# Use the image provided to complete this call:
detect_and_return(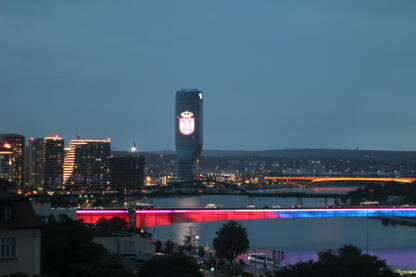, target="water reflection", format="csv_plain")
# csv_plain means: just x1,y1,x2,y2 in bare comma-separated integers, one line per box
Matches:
141,195,416,269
